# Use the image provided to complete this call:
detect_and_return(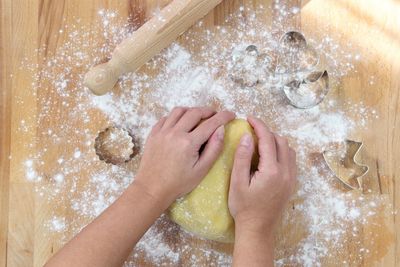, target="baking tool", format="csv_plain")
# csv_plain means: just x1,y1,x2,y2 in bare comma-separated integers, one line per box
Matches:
95,126,139,164
323,140,369,190
280,31,307,49
230,44,279,87
277,31,329,108
283,70,329,109
277,31,319,74
84,0,222,95
230,45,263,87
